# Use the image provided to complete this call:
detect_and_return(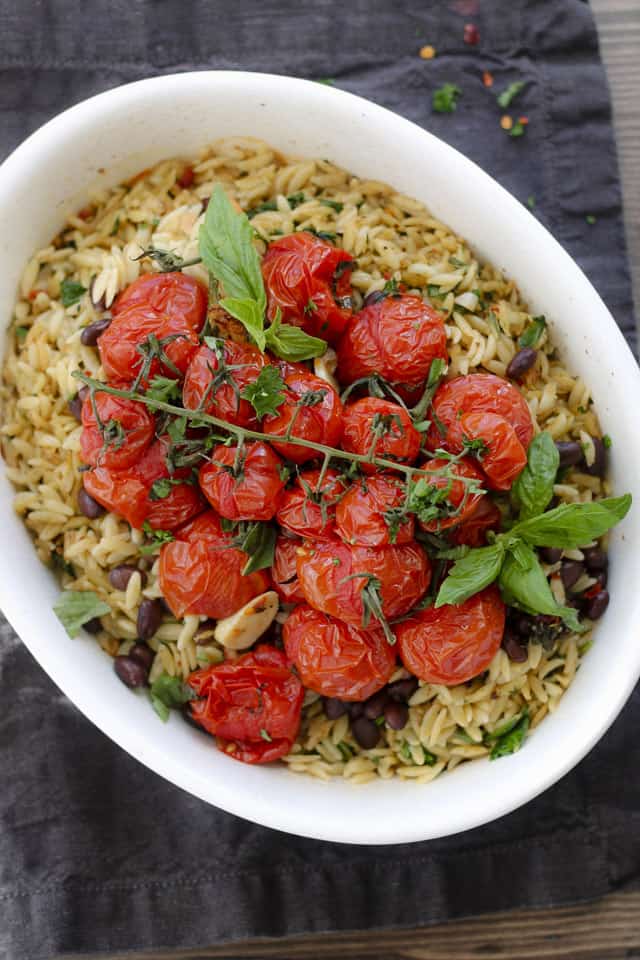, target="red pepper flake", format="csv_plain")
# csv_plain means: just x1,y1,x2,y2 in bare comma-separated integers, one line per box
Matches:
27,289,42,301
482,71,494,88
177,165,195,189
77,206,94,221
583,584,601,600
518,116,529,125
463,23,480,45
